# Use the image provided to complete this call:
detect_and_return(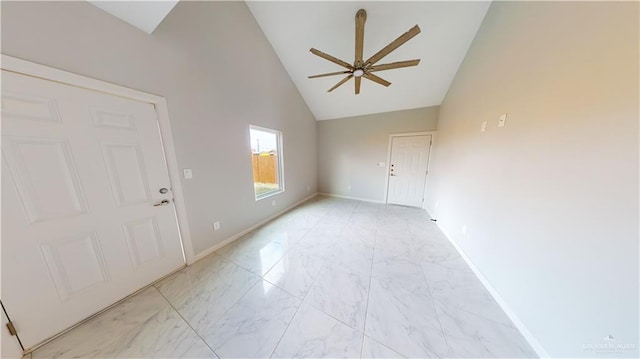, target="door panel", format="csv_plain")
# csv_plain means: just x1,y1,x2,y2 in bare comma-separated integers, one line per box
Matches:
39,232,110,301
1,91,62,124
101,143,152,206
122,217,165,268
1,70,185,349
387,135,431,207
2,137,88,223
